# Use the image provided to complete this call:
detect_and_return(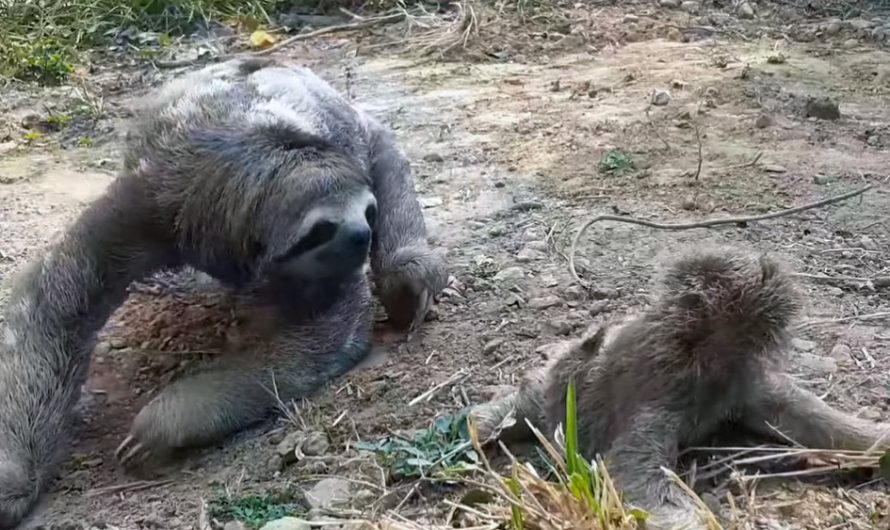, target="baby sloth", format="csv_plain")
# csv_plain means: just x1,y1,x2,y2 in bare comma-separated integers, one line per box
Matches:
470,246,890,529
